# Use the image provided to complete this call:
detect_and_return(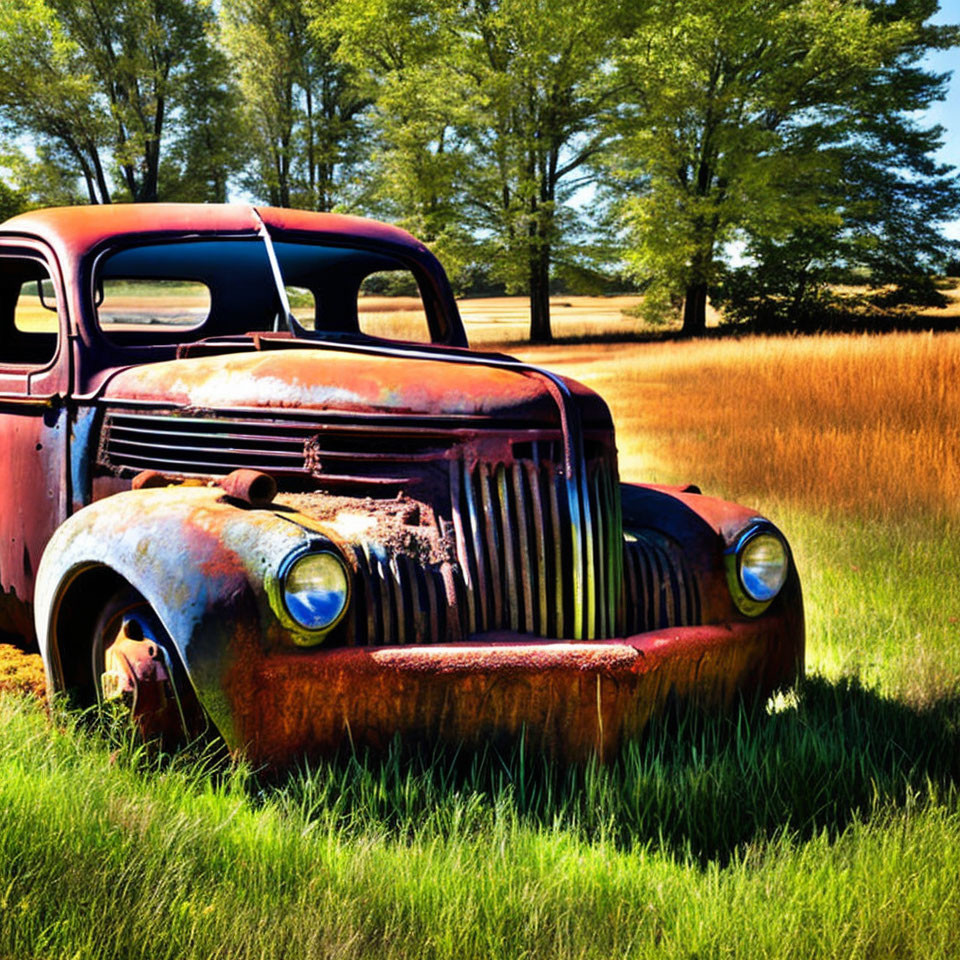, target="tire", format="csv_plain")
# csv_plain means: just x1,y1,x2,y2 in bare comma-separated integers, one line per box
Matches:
91,587,206,748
